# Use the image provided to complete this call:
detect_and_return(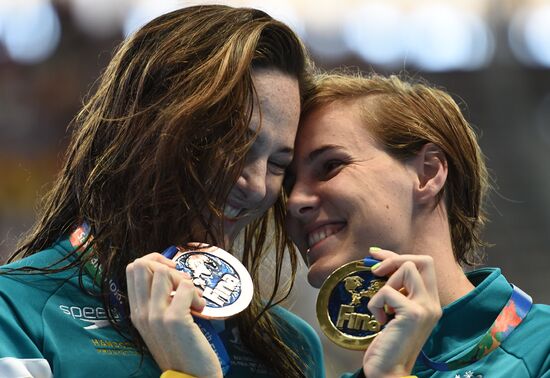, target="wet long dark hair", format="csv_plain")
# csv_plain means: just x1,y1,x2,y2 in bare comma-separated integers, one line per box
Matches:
10,5,311,377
